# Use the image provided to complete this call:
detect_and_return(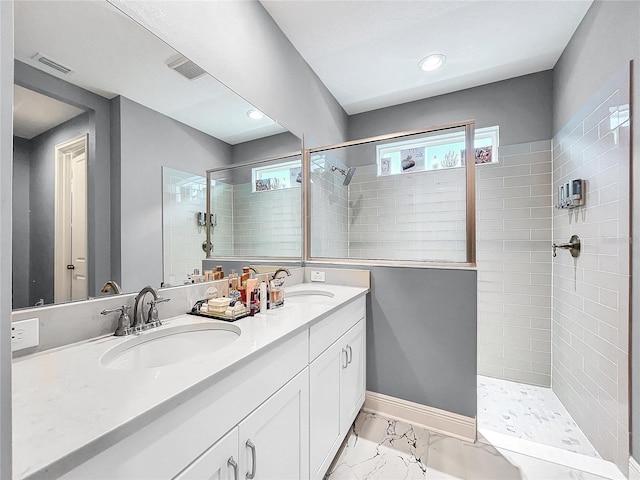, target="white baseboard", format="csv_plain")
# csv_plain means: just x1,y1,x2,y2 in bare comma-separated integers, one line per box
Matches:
629,456,640,480
363,391,476,443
